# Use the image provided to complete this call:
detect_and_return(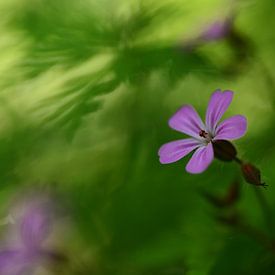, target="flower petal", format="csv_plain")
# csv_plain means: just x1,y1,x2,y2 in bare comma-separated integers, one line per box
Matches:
20,201,52,249
214,115,247,140
186,143,214,174
205,90,233,133
0,249,29,274
201,20,232,41
0,249,20,268
158,138,201,164
168,105,205,138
